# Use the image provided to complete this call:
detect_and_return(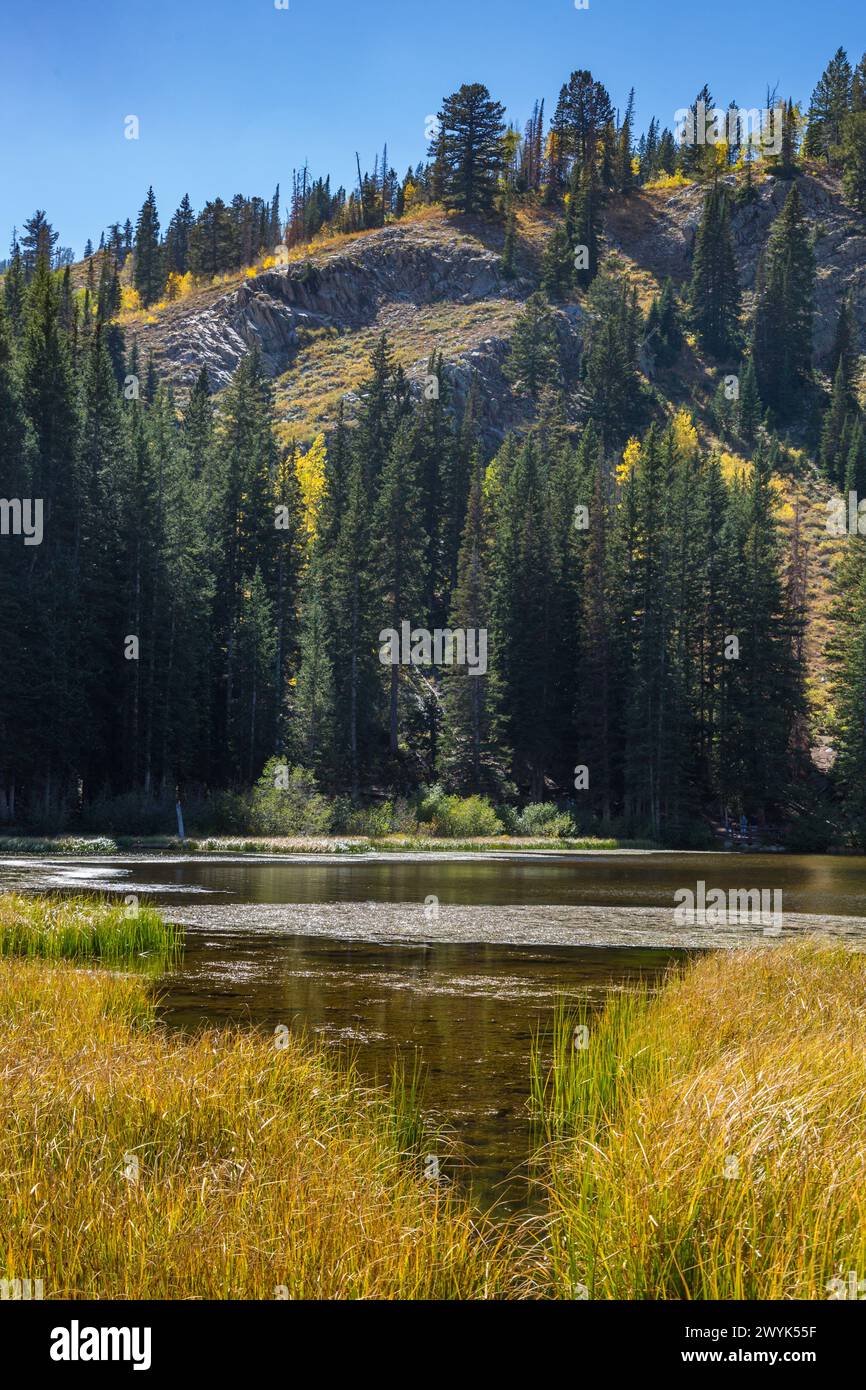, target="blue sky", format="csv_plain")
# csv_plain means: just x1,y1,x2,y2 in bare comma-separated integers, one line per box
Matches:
1,0,863,257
